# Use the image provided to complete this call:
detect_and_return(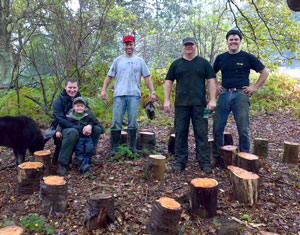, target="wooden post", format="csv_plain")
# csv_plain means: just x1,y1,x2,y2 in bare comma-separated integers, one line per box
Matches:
236,152,260,174
17,162,44,195
190,178,218,218
40,176,68,214
146,155,166,181
84,193,115,231
137,131,156,151
224,132,233,146
168,133,175,155
34,150,51,175
208,138,214,161
148,197,182,235
253,138,268,159
220,145,238,168
120,131,128,145
227,165,259,205
0,226,24,235
283,141,299,164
